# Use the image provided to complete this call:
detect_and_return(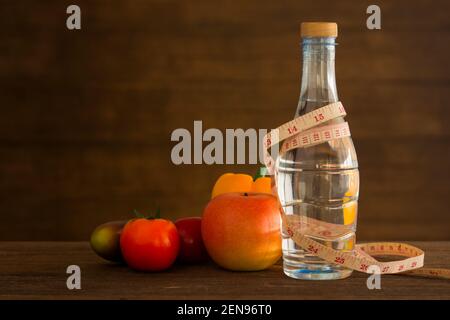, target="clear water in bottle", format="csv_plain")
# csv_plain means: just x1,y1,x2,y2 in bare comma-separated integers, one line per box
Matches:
275,24,359,280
